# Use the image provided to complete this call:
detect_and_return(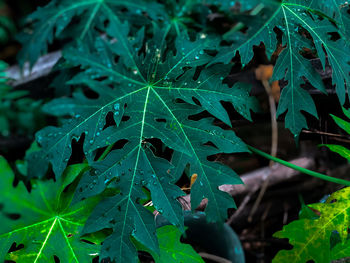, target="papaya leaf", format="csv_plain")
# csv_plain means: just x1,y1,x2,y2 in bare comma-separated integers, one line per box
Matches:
273,187,350,263
29,19,258,262
135,225,204,263
211,0,350,136
0,157,100,262
17,0,163,66
297,0,350,39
